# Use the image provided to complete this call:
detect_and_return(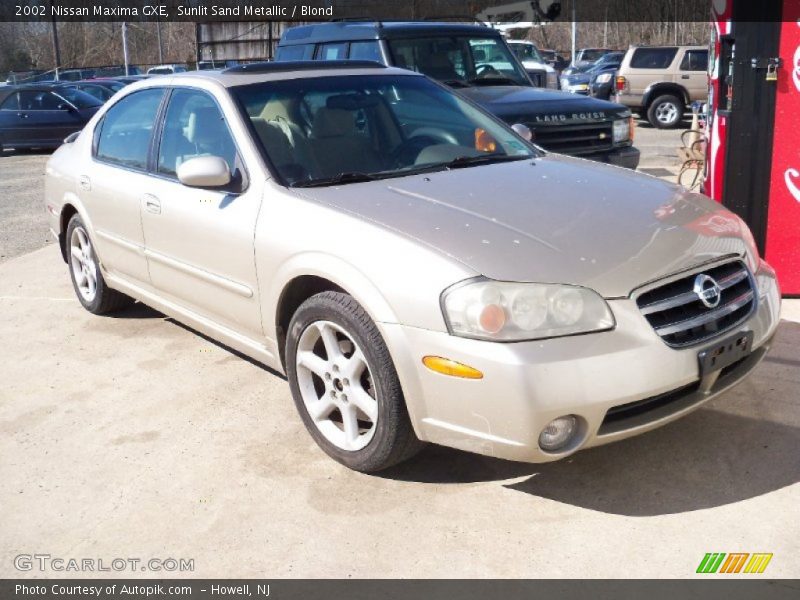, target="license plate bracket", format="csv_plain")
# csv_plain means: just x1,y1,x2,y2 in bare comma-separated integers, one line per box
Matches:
698,331,754,378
